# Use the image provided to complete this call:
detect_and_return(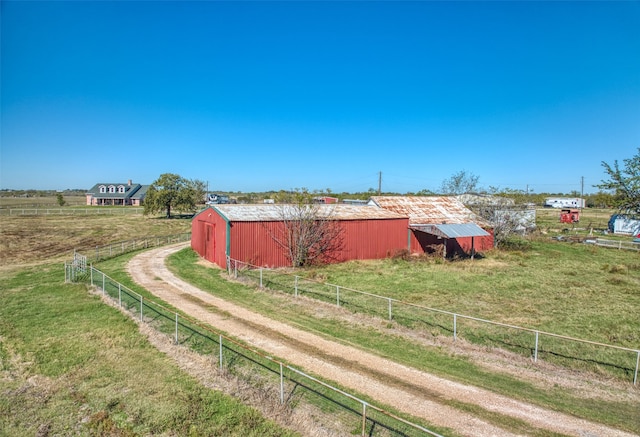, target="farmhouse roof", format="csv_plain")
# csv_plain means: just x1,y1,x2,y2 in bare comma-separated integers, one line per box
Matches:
368,196,490,227
206,204,408,222
86,182,148,200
